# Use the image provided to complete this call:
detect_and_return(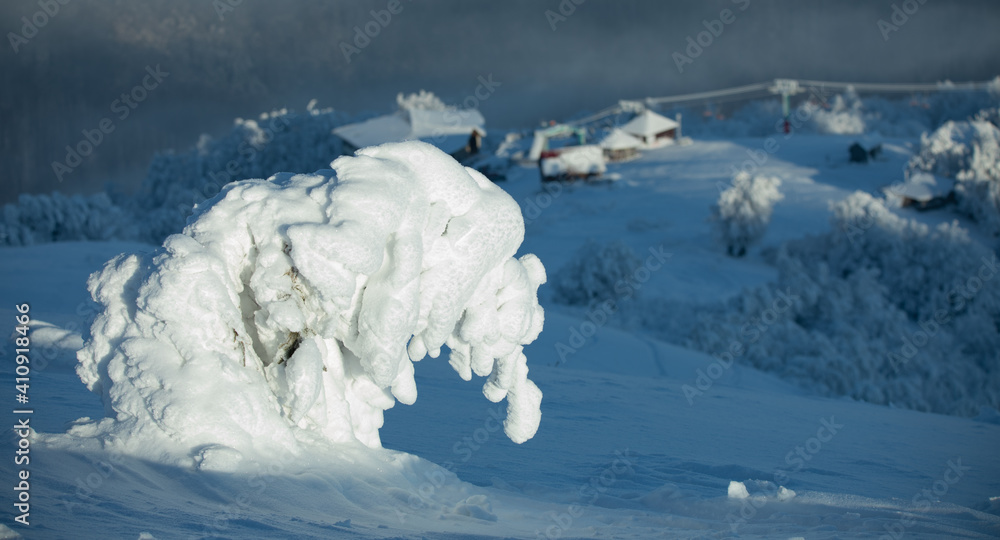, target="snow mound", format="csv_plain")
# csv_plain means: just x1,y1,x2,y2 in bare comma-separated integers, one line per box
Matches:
71,141,546,466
